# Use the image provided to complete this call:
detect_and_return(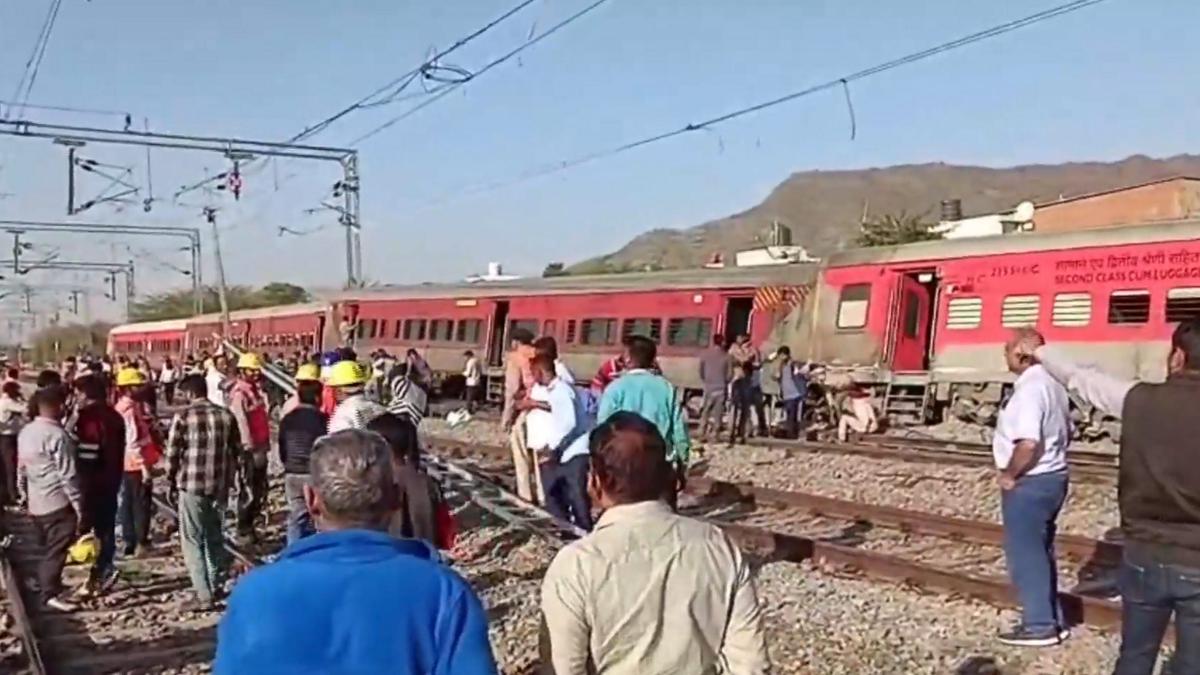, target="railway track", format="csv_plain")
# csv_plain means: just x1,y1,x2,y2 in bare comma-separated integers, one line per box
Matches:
747,434,1119,482
0,496,258,675
424,435,1125,631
